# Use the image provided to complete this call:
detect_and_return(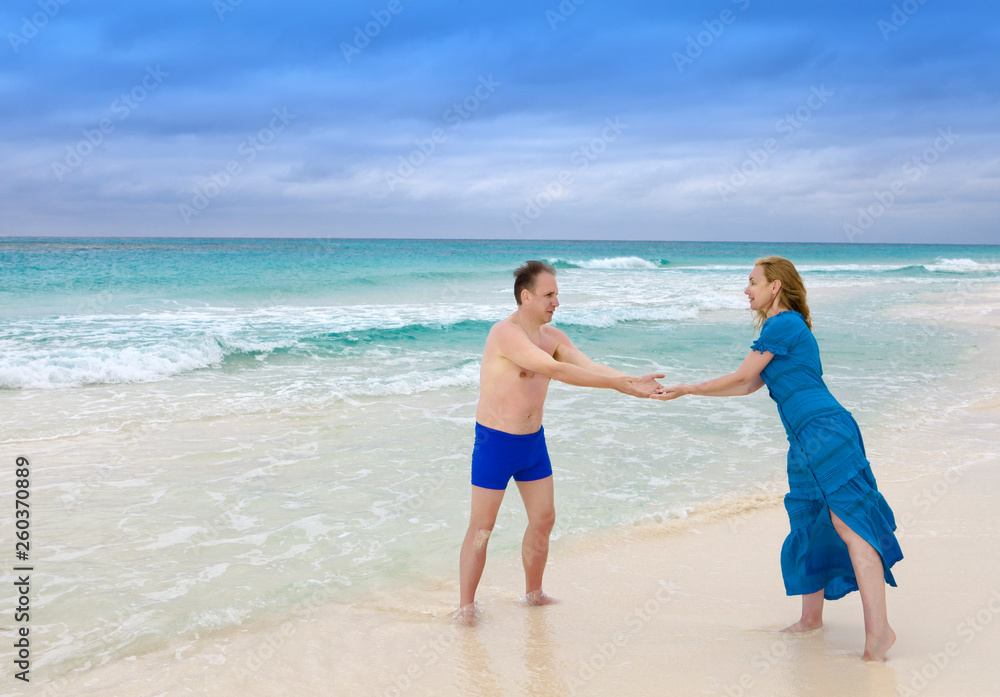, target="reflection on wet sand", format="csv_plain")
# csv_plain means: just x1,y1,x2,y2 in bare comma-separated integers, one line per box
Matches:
715,625,899,696
456,625,503,697
523,610,570,697
453,605,572,697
